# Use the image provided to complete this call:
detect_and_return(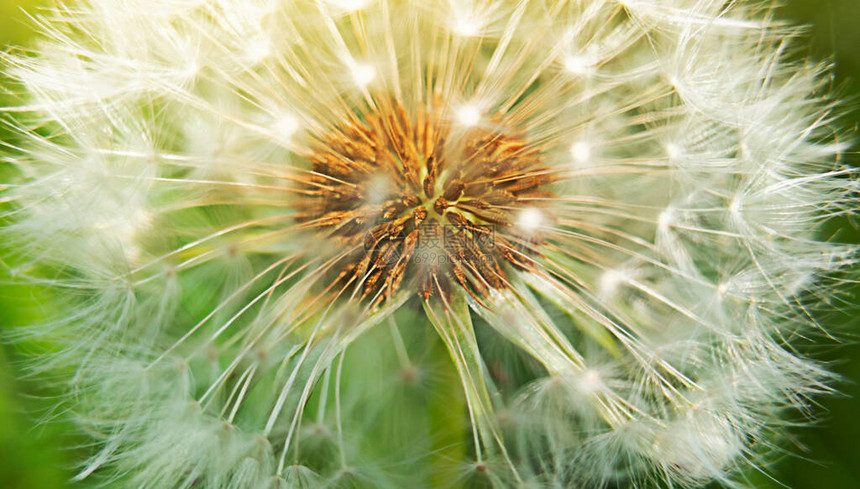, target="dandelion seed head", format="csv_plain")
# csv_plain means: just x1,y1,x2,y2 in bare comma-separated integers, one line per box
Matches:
1,0,856,487
295,98,551,303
